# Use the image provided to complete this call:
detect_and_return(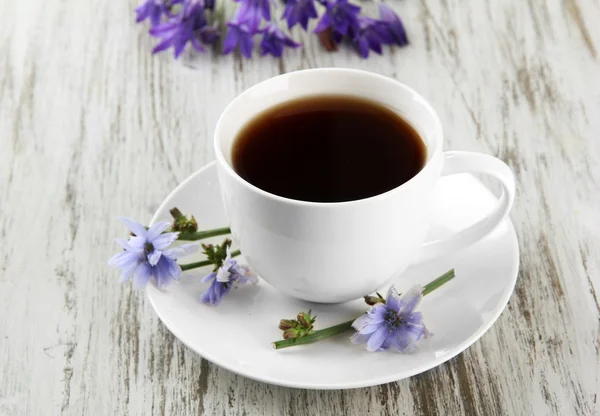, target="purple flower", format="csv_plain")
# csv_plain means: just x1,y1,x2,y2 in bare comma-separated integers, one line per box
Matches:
378,3,408,46
223,21,255,58
149,0,210,58
135,0,168,26
199,22,220,44
351,285,429,352
351,16,393,58
109,218,198,290
199,272,232,305
260,23,300,57
282,0,318,30
235,0,271,32
314,0,361,36
199,248,257,305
